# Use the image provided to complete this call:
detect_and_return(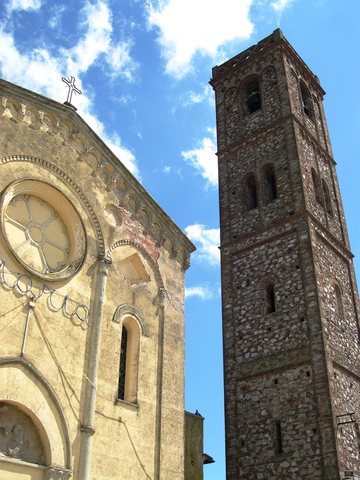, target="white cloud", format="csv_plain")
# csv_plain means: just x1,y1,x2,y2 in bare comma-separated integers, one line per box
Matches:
64,1,134,80
182,128,217,187
182,85,213,107
65,1,113,74
7,0,42,12
105,41,136,81
185,285,213,300
0,0,138,176
163,165,172,174
270,0,294,11
185,224,220,266
48,5,66,29
146,0,254,78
